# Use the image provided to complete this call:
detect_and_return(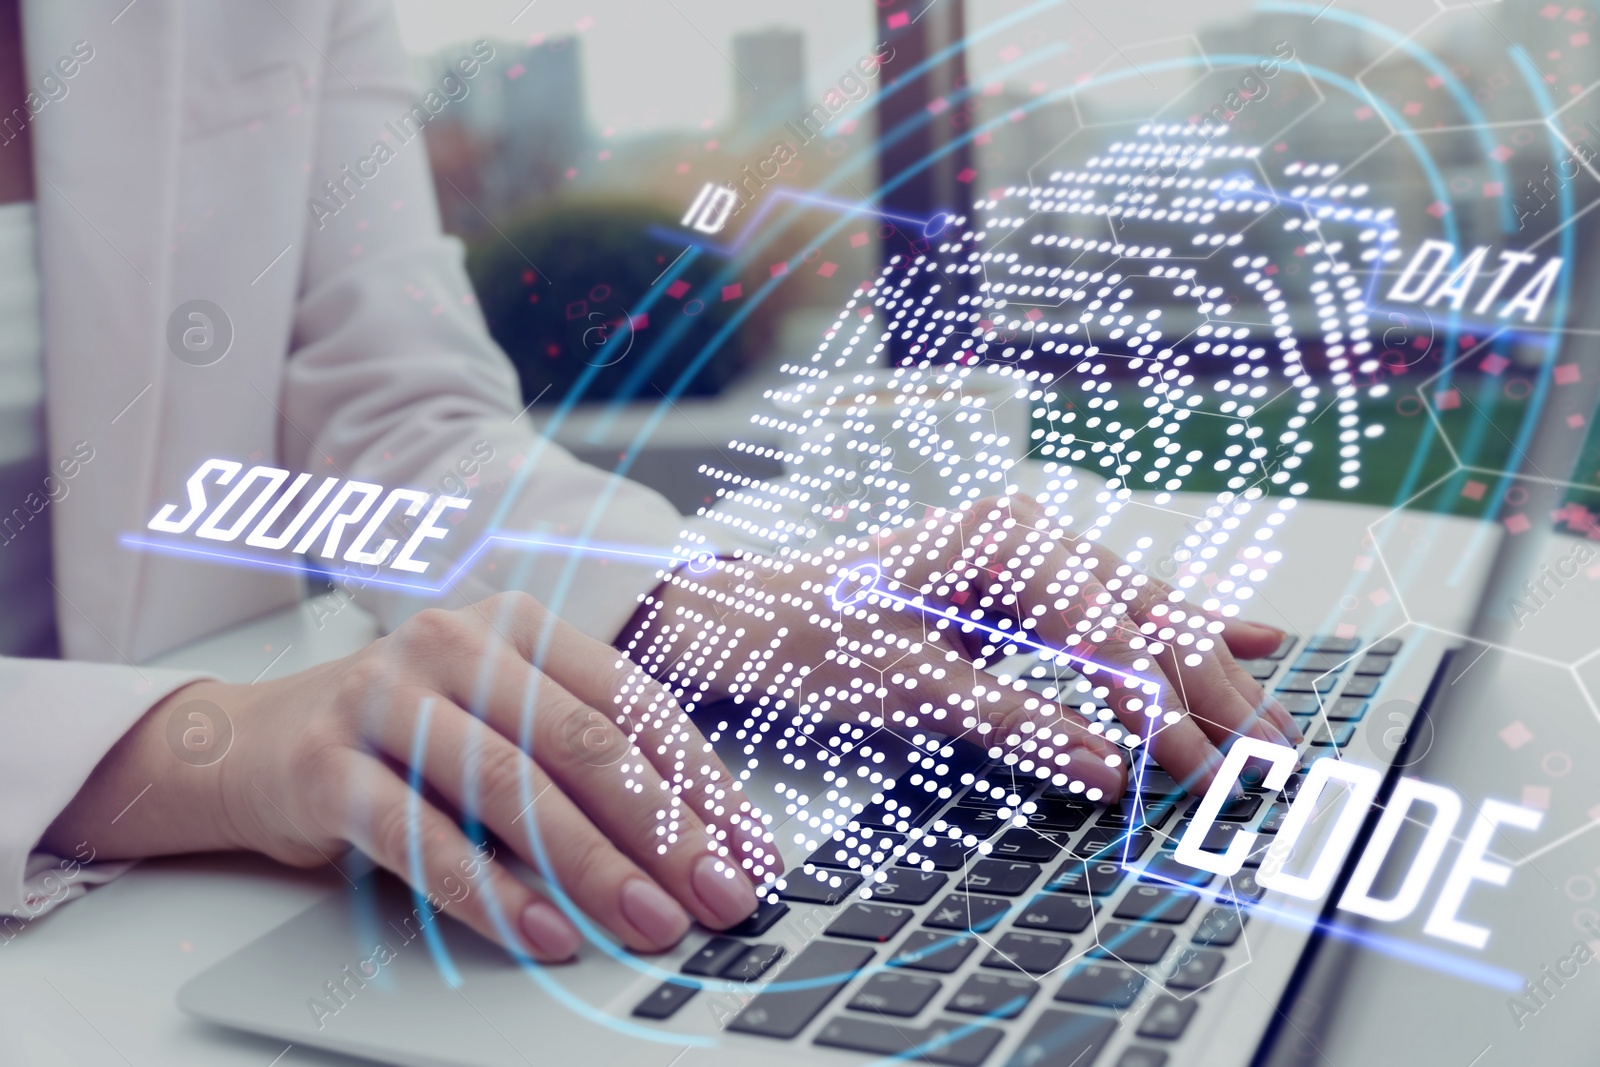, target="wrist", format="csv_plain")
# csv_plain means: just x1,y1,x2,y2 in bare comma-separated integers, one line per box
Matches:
43,678,248,859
